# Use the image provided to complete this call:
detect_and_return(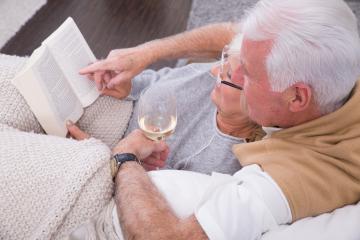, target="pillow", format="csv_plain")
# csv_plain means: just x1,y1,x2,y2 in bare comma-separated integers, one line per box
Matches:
0,53,133,147
0,127,113,240
78,96,133,148
262,201,360,240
